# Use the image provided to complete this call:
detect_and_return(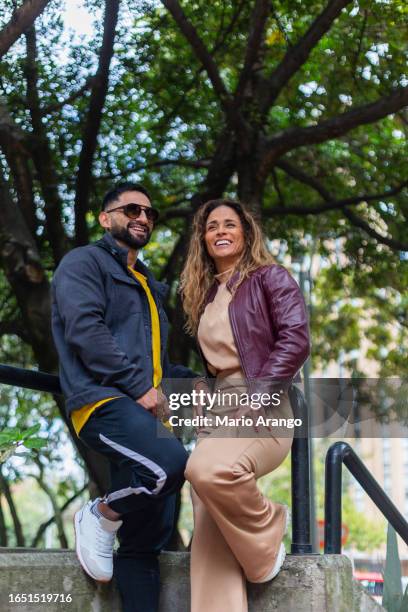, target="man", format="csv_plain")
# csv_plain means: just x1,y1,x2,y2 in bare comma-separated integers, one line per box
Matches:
51,182,196,612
